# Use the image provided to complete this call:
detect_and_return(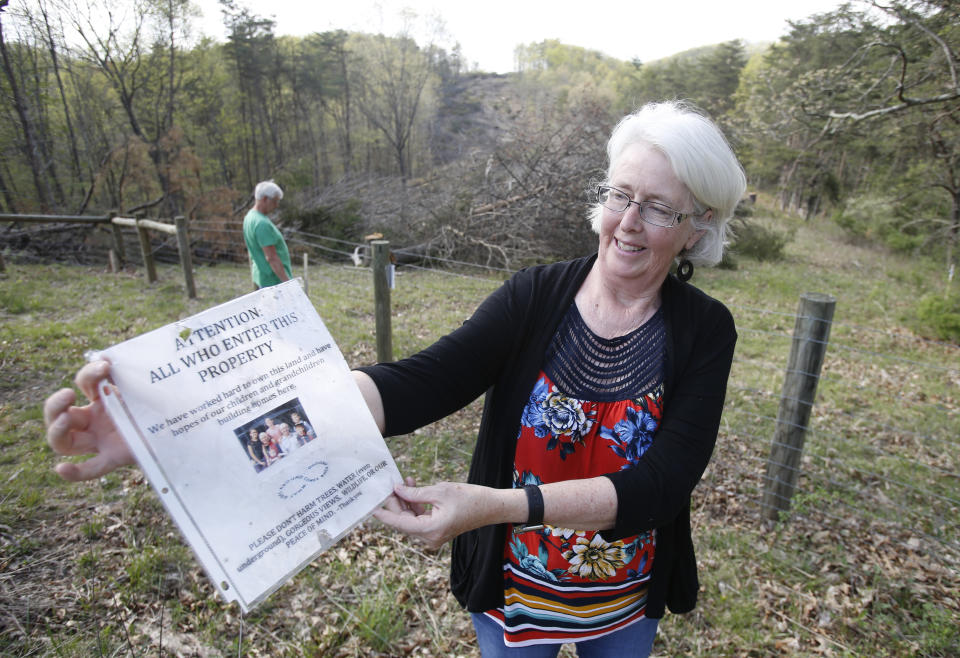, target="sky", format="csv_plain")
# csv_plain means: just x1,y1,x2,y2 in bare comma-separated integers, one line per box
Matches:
192,0,850,72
